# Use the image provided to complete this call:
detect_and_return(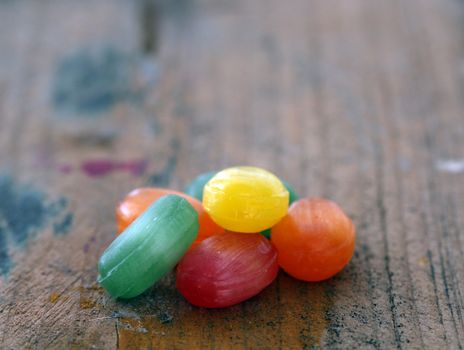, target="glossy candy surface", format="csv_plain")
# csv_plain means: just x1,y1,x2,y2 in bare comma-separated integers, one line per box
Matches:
184,171,216,201
261,179,299,239
203,167,289,233
116,187,224,250
176,232,278,308
98,195,199,299
271,198,355,281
